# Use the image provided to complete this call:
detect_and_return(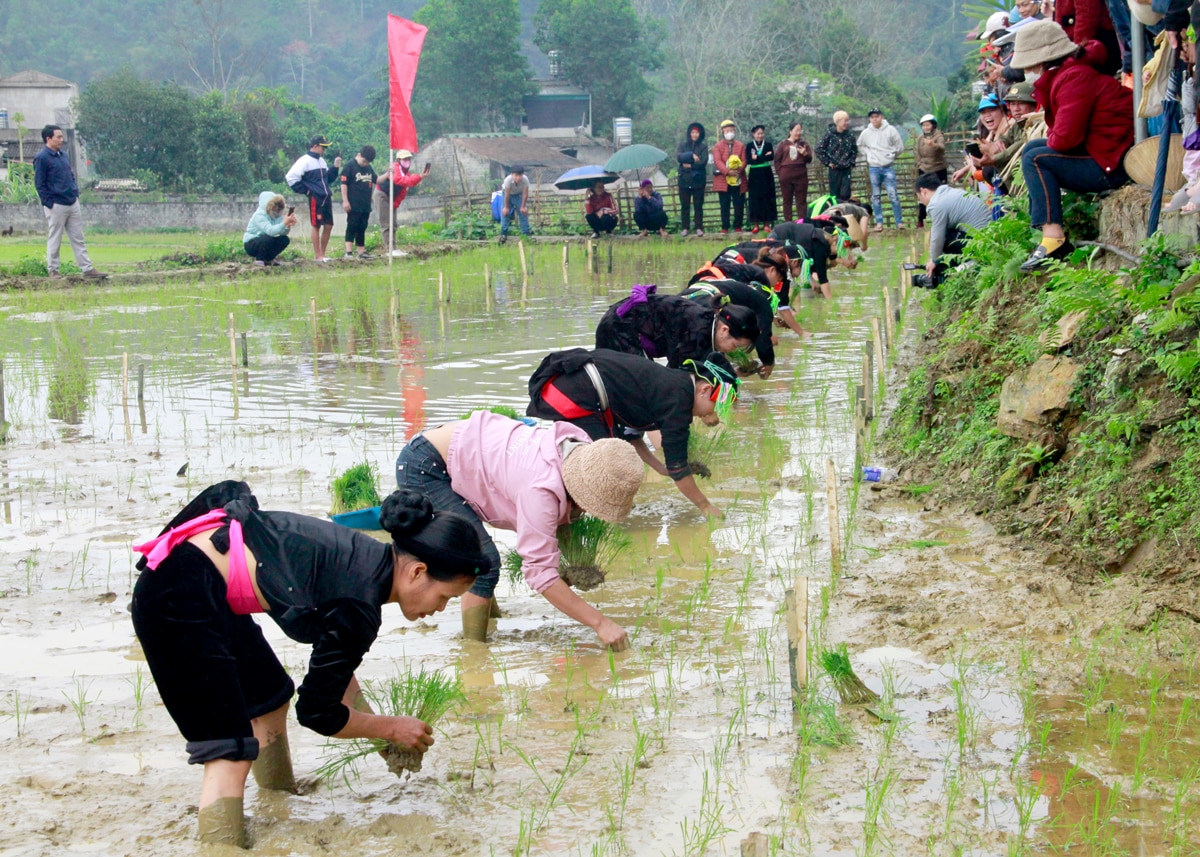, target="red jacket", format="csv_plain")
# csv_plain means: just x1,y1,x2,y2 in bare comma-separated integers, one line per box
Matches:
377,163,424,209
1036,41,1133,173
711,139,747,194
1054,0,1114,44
